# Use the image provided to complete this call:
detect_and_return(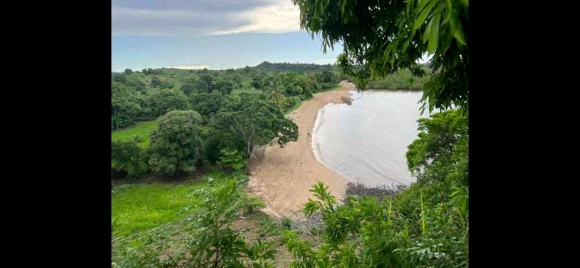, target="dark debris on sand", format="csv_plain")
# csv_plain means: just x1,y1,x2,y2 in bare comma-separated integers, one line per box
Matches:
345,182,408,201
